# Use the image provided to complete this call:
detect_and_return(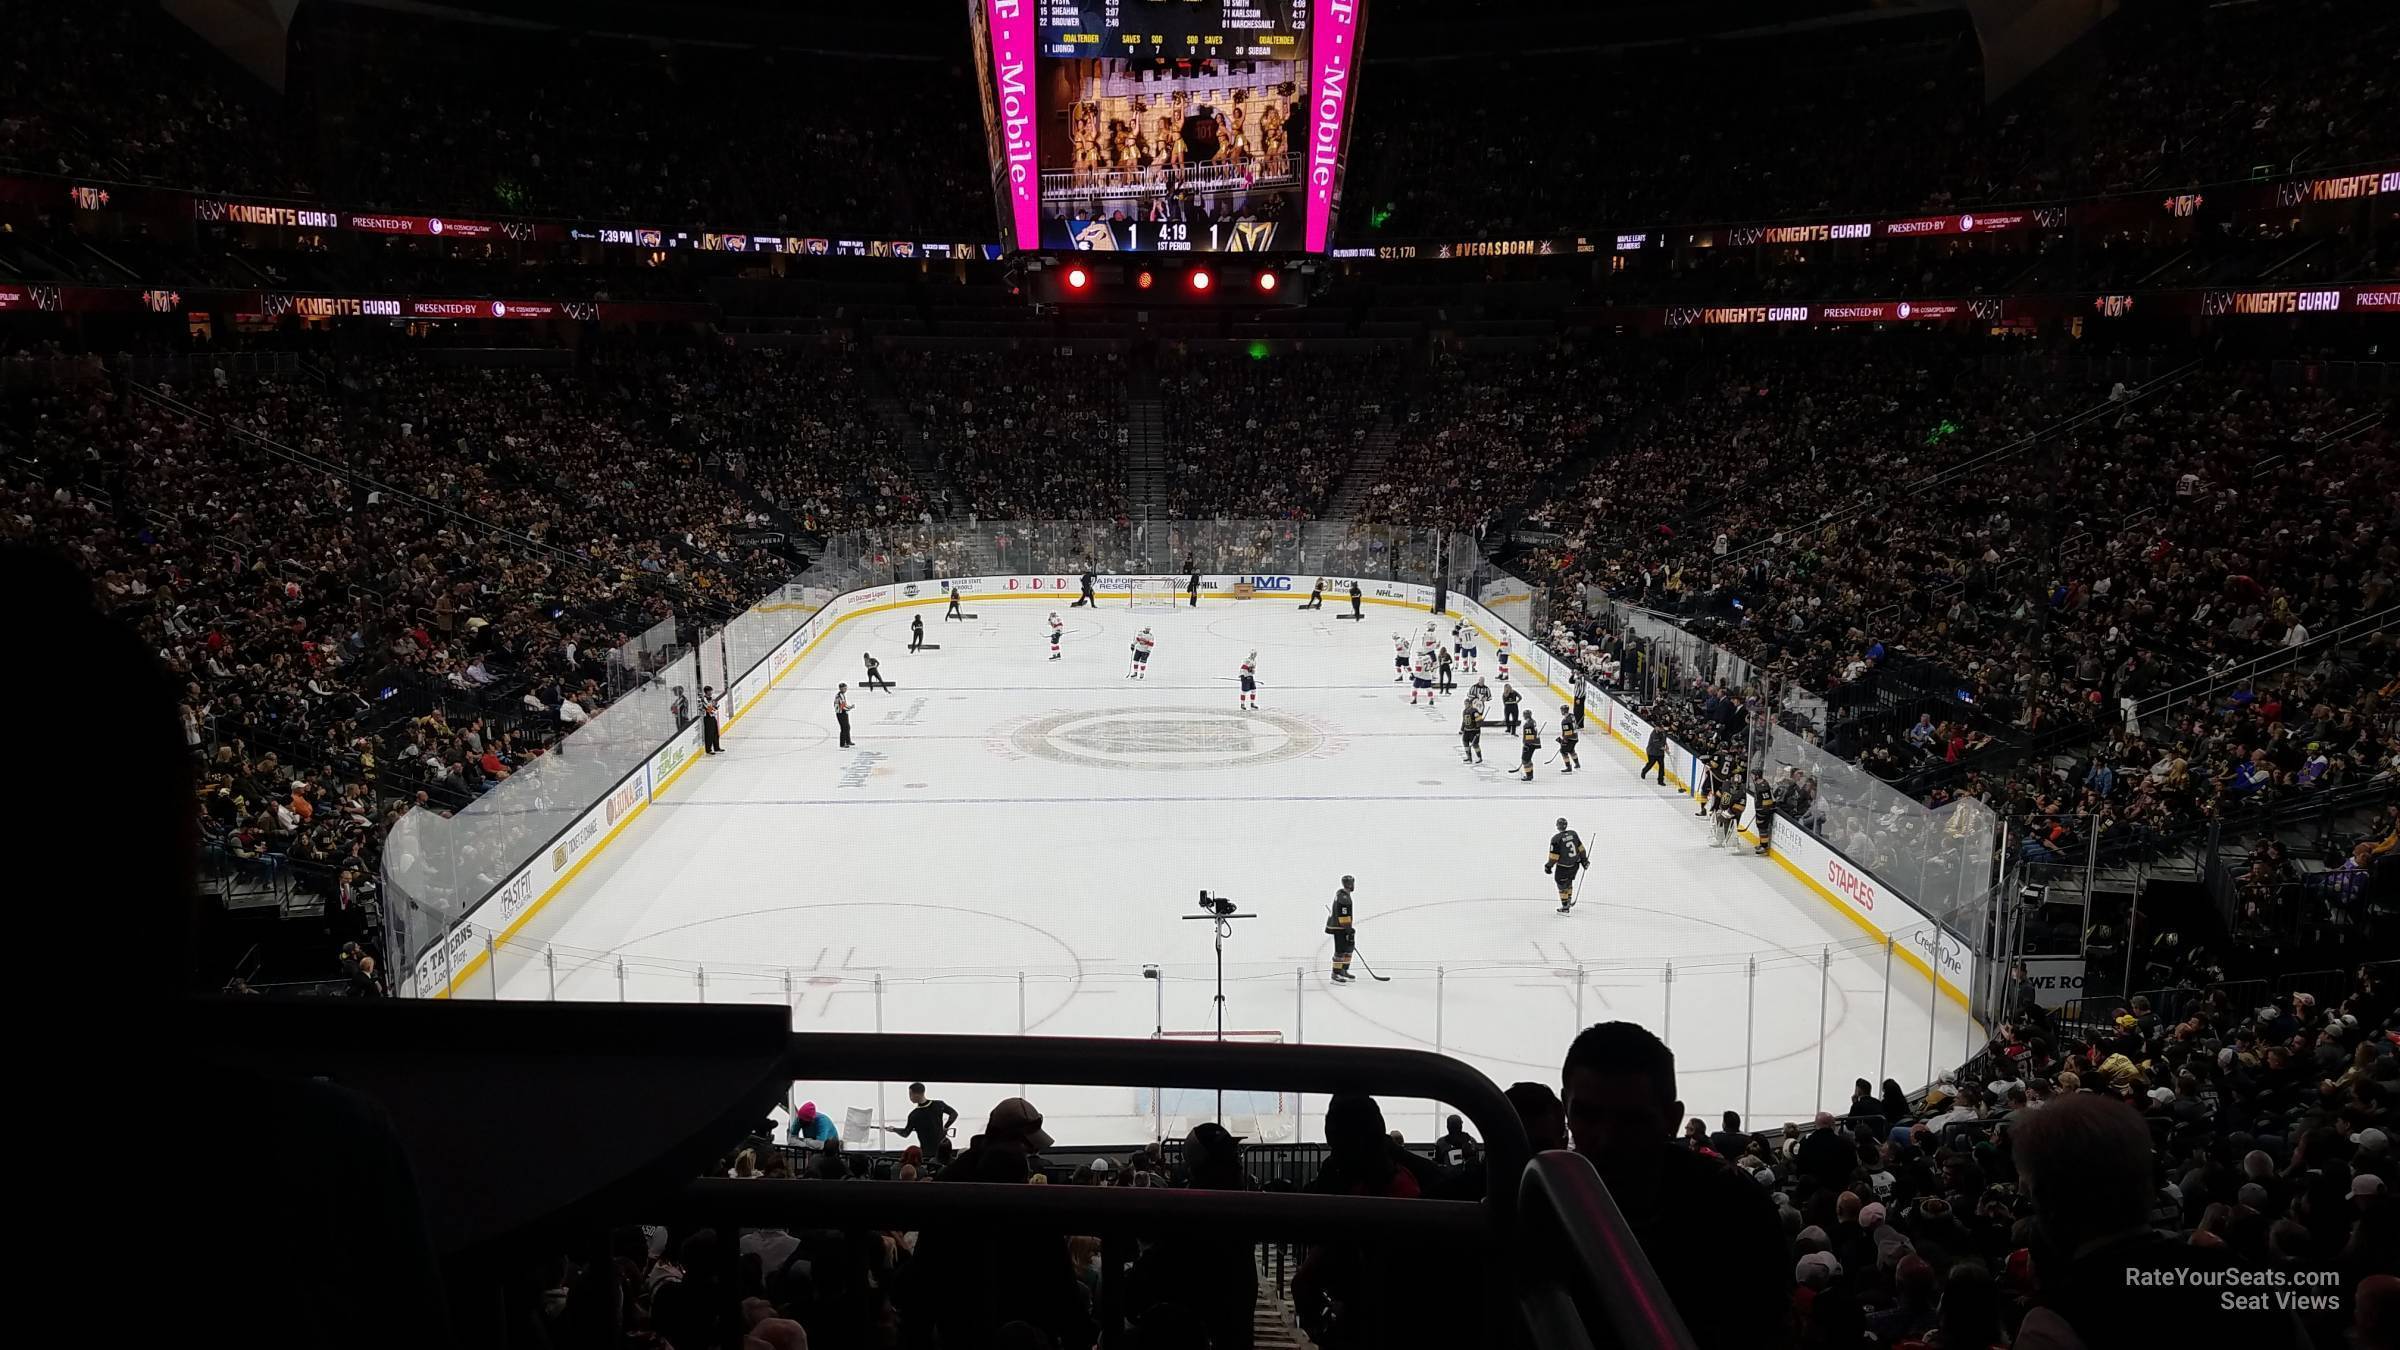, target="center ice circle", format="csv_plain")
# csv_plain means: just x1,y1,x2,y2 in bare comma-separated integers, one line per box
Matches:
1010,705,1327,772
